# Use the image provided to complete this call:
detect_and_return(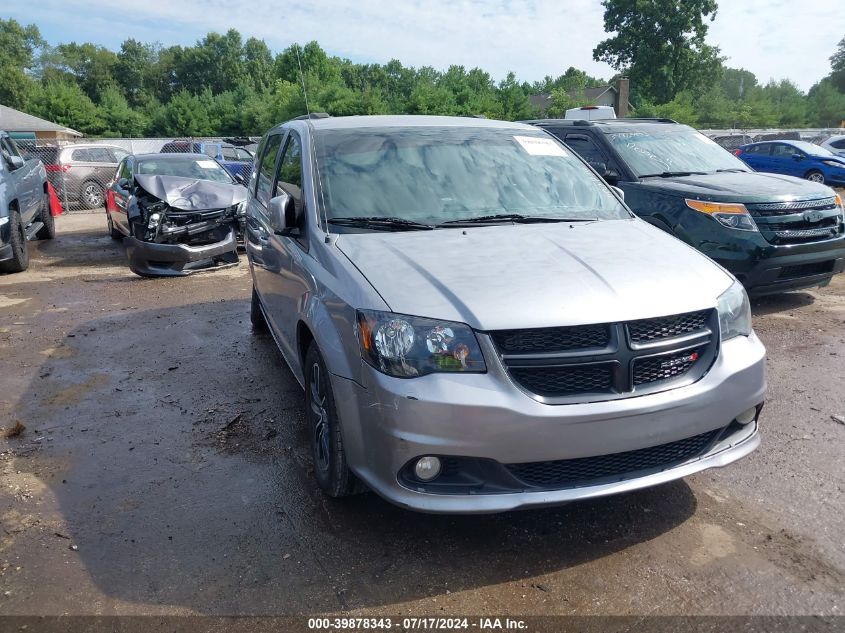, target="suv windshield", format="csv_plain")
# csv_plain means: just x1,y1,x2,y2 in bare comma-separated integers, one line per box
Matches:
314,126,629,226
607,128,749,177
136,157,234,183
